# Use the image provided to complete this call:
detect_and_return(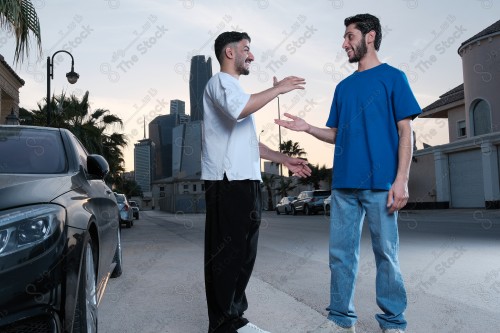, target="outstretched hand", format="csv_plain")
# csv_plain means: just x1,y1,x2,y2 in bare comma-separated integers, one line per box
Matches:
274,113,310,132
284,157,311,178
273,76,306,94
